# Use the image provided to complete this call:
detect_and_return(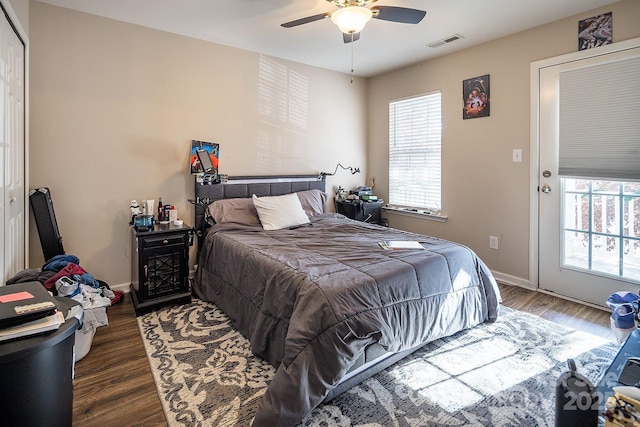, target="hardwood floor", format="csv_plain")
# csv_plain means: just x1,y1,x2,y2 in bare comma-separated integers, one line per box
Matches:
72,293,167,427
498,284,613,340
71,284,615,425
